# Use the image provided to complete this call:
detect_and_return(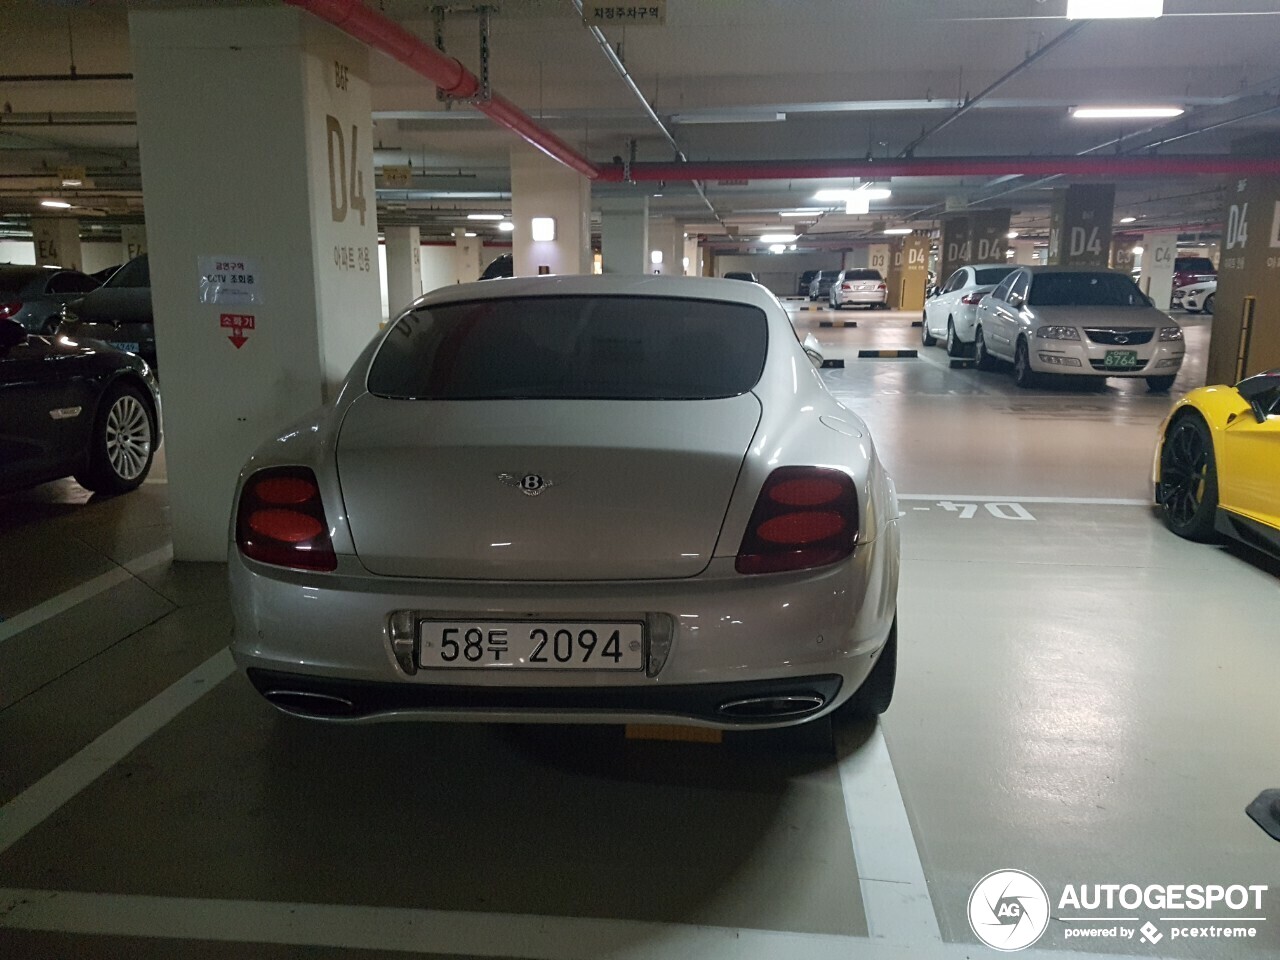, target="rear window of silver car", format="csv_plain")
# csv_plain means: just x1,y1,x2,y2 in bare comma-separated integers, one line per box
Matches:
368,295,769,401
1029,273,1149,307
